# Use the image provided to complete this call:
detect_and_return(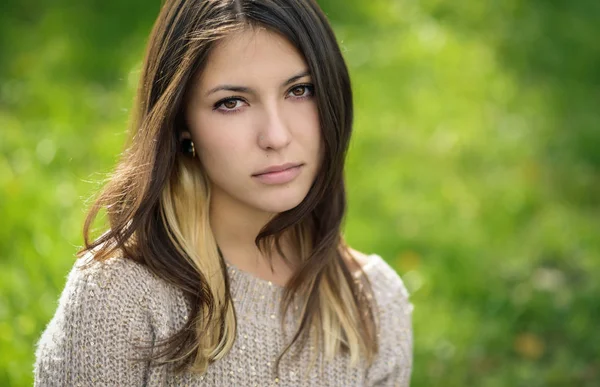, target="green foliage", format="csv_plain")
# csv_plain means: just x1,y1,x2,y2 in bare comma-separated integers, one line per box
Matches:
1,0,598,385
